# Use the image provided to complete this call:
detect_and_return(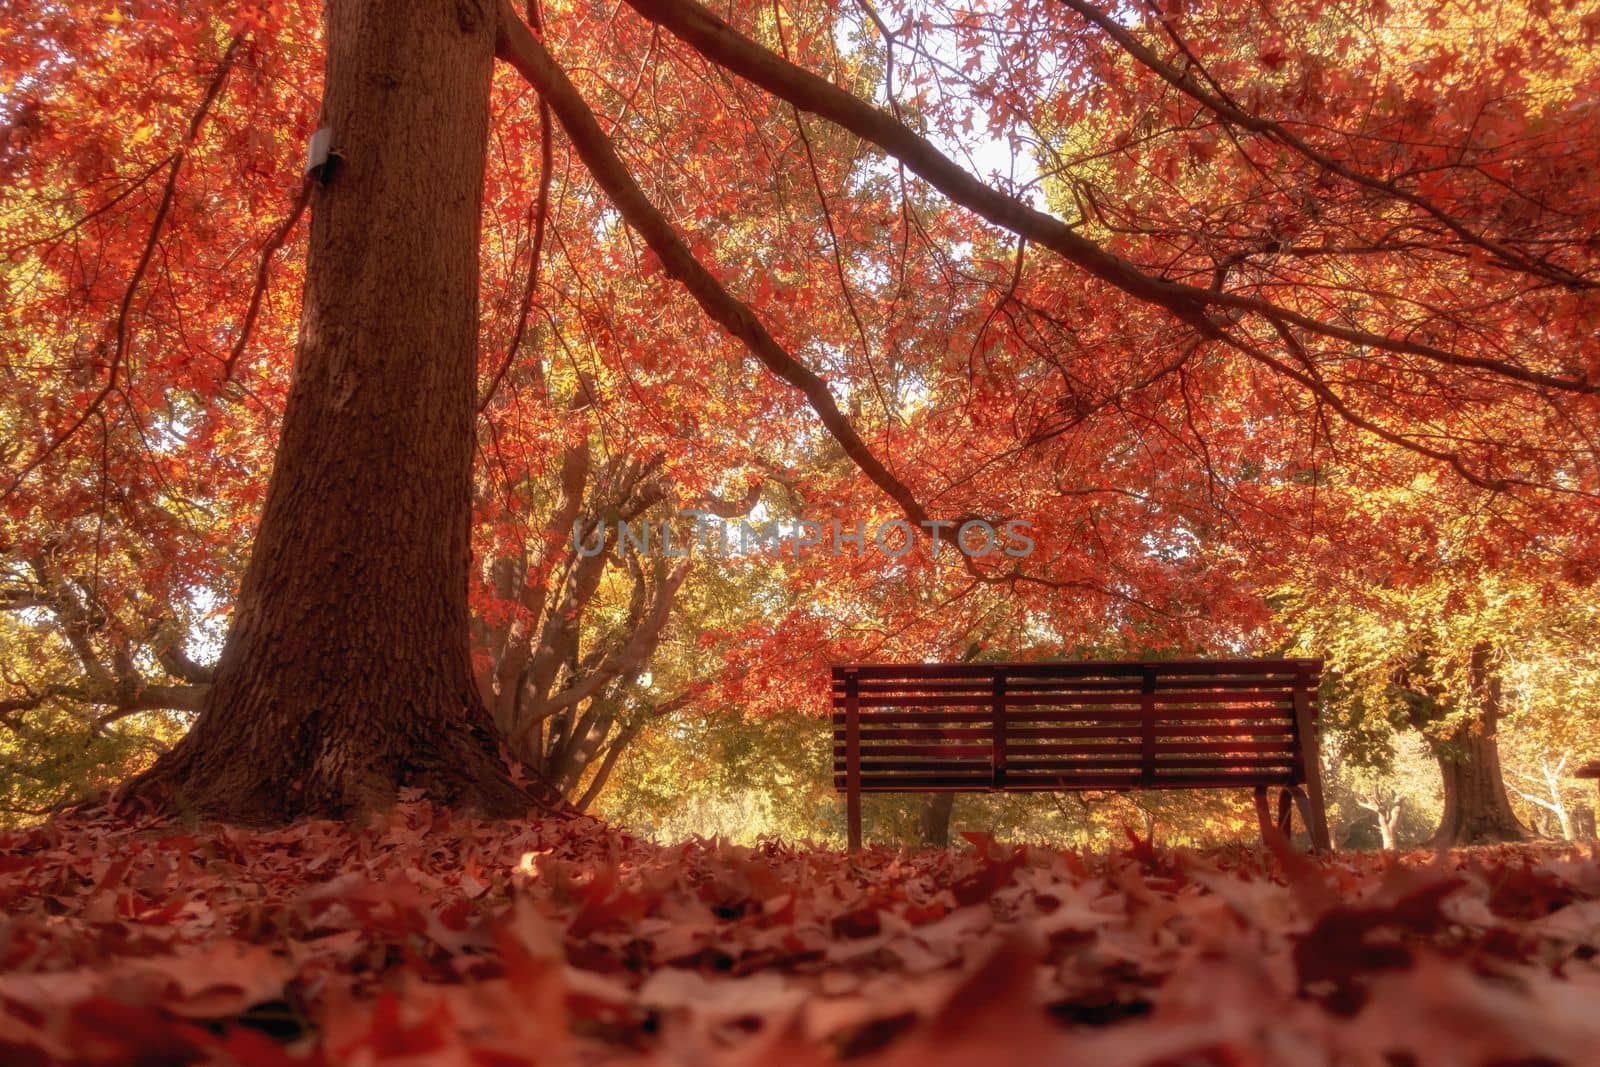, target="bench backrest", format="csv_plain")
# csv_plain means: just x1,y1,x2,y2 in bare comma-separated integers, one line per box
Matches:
831,659,1322,793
